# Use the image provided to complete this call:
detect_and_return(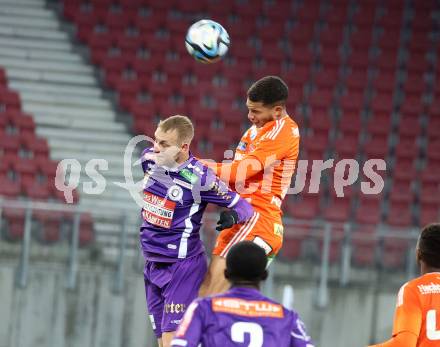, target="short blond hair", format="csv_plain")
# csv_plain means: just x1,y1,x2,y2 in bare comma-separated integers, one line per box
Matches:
158,115,194,144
